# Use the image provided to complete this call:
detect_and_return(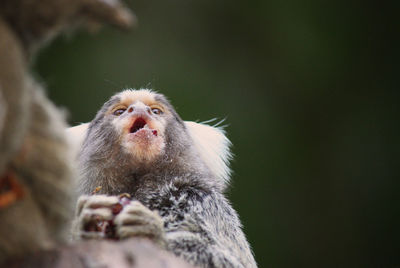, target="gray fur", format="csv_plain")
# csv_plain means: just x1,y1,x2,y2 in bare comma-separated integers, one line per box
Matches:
76,90,257,268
